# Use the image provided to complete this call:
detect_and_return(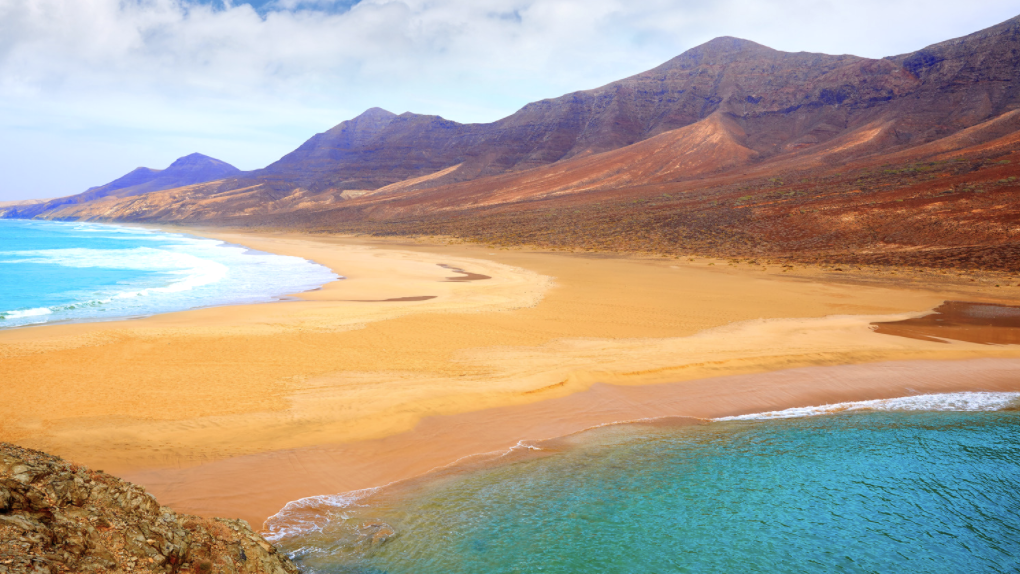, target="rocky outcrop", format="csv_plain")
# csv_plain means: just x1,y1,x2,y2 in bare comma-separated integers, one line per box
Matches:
0,443,298,574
